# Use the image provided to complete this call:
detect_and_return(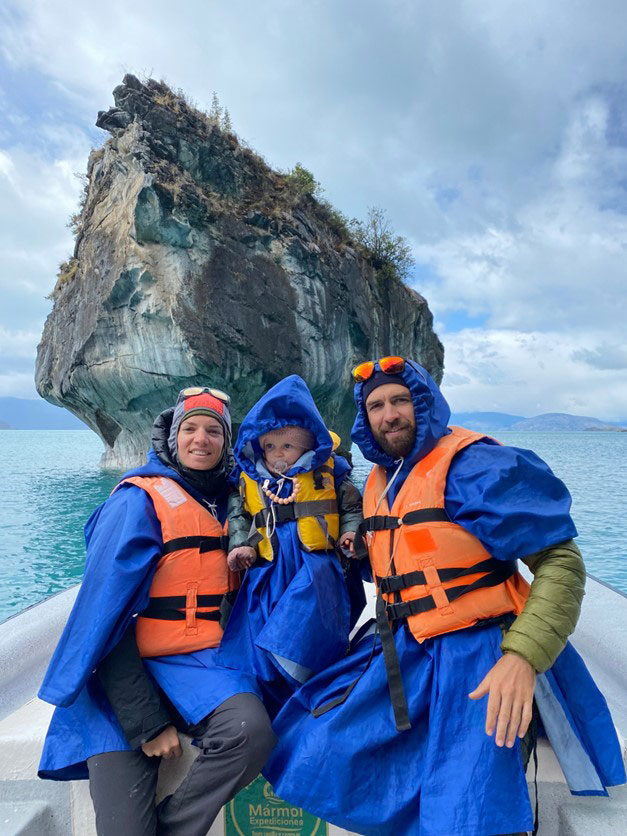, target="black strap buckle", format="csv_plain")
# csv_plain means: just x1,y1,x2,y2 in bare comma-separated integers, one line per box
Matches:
353,515,401,560
253,505,297,528
378,571,426,594
386,600,415,620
